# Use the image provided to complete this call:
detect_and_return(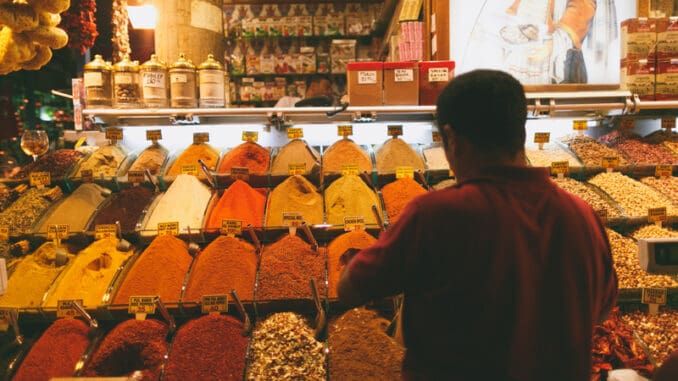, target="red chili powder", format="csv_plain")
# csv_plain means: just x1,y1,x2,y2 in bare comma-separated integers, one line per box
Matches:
217,142,270,174
205,180,266,229
257,234,326,300
183,236,258,302
163,314,247,381
380,178,427,224
12,318,90,381
82,319,168,380
113,235,192,304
